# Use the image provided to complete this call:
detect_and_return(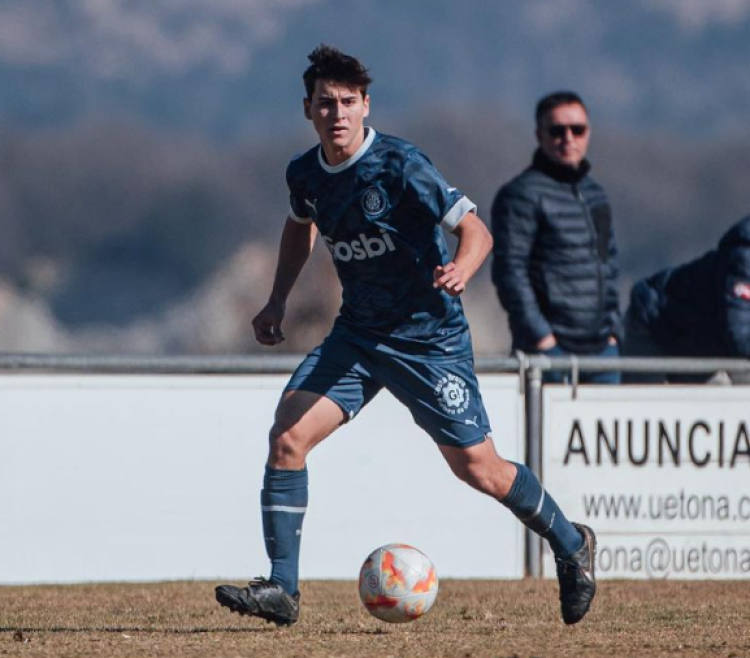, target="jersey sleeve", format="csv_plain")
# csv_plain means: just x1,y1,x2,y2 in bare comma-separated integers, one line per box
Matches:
402,150,476,231
285,161,313,224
